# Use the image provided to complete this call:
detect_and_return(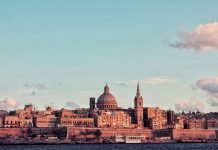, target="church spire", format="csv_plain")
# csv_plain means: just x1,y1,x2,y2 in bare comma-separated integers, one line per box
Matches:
136,81,140,97
134,81,144,127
